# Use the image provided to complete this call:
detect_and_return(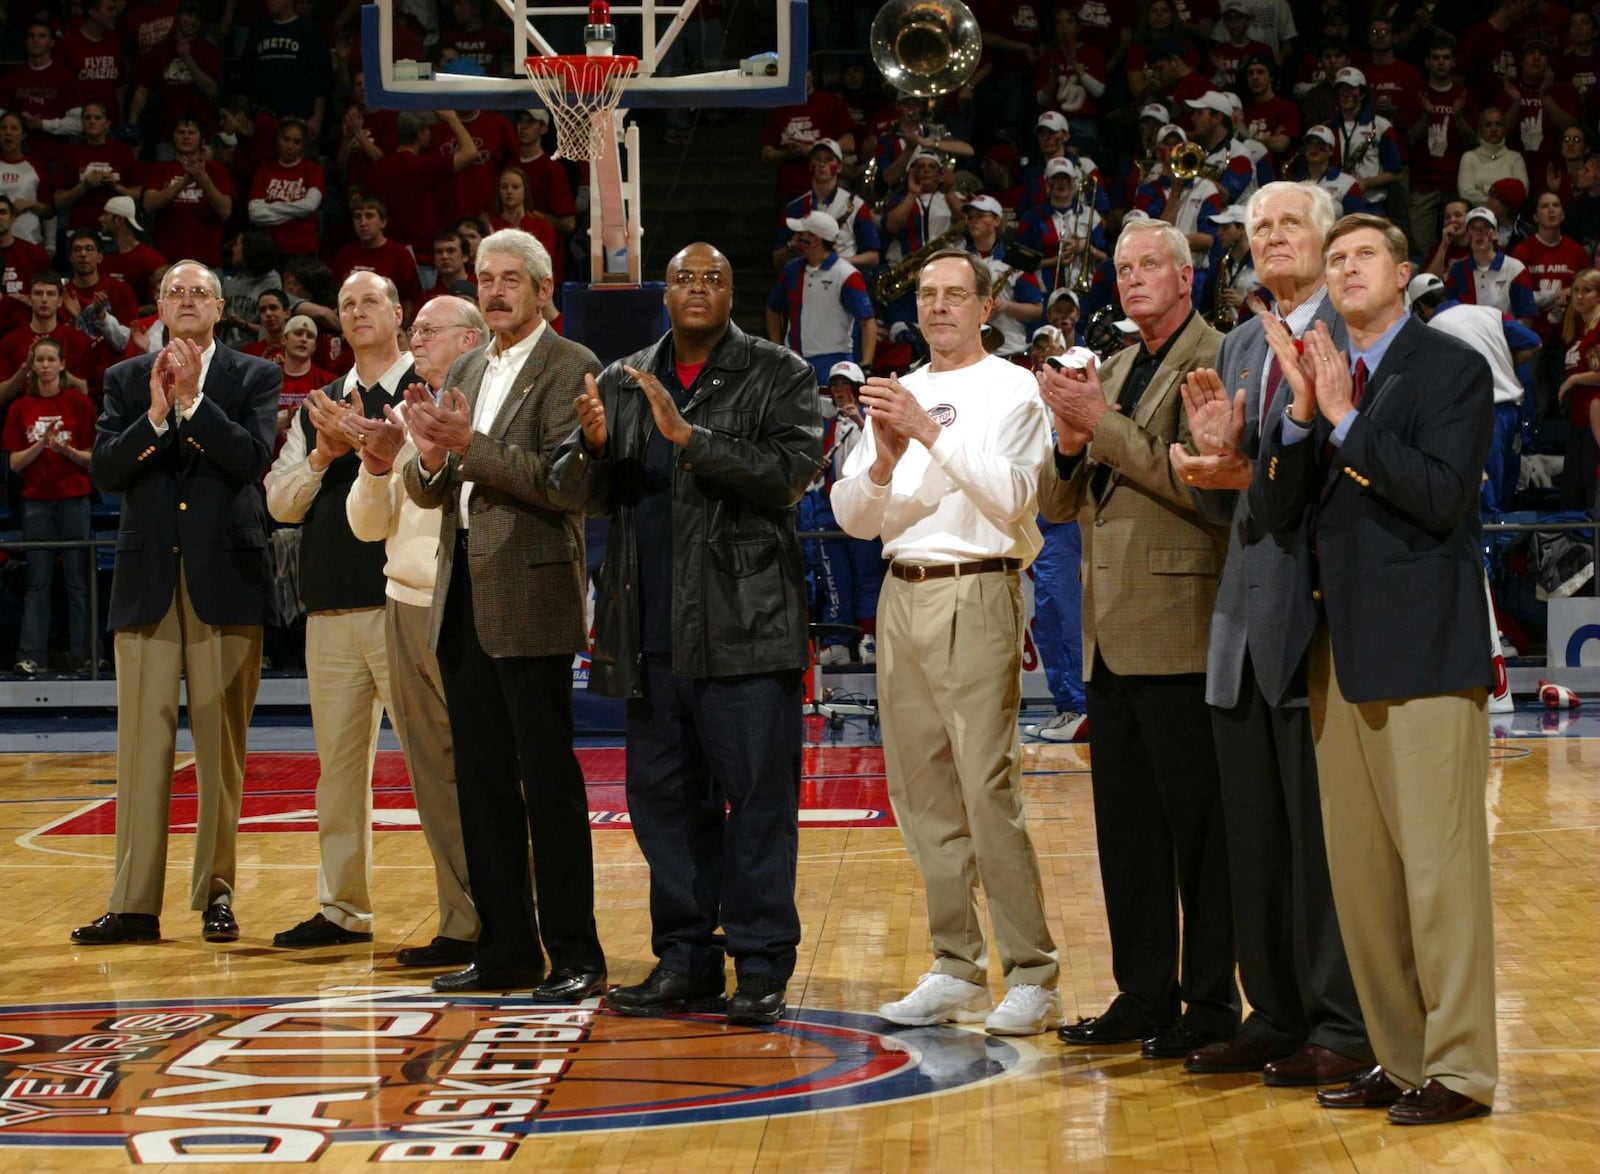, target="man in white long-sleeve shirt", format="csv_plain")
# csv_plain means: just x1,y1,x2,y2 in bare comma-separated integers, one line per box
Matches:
344,294,485,969
832,248,1060,1038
